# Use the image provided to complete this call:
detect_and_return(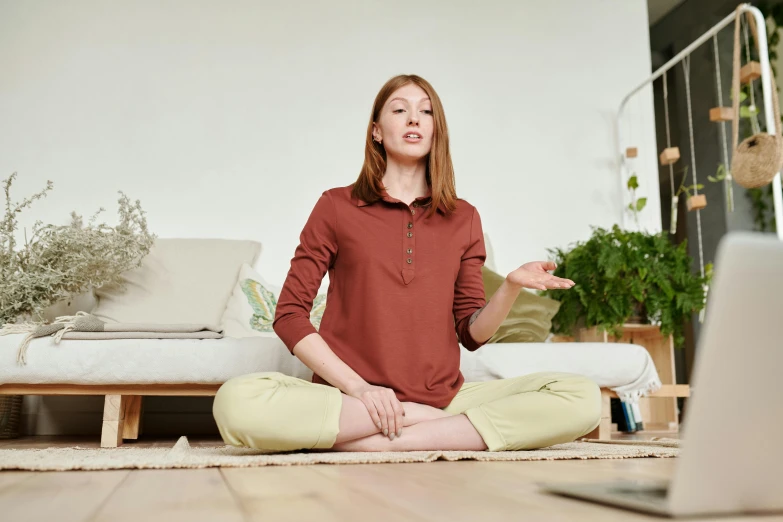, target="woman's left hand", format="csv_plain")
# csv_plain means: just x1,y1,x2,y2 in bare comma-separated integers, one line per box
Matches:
506,261,575,291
